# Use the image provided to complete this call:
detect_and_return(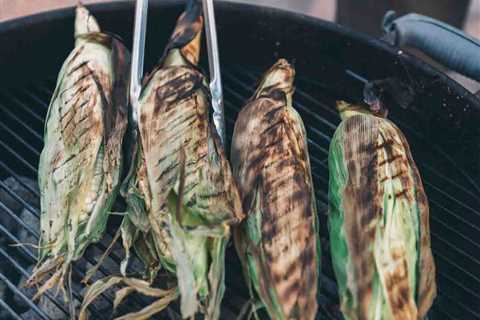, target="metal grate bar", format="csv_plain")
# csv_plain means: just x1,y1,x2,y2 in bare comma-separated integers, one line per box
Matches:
0,297,22,320
0,180,39,218
429,198,480,248
22,88,50,110
0,121,40,157
0,200,39,239
0,103,43,142
435,298,461,320
0,139,38,174
1,91,45,122
0,247,72,317
439,274,480,318
434,252,480,296
421,162,478,201
425,181,480,219
430,212,480,262
0,161,40,197
0,272,50,320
